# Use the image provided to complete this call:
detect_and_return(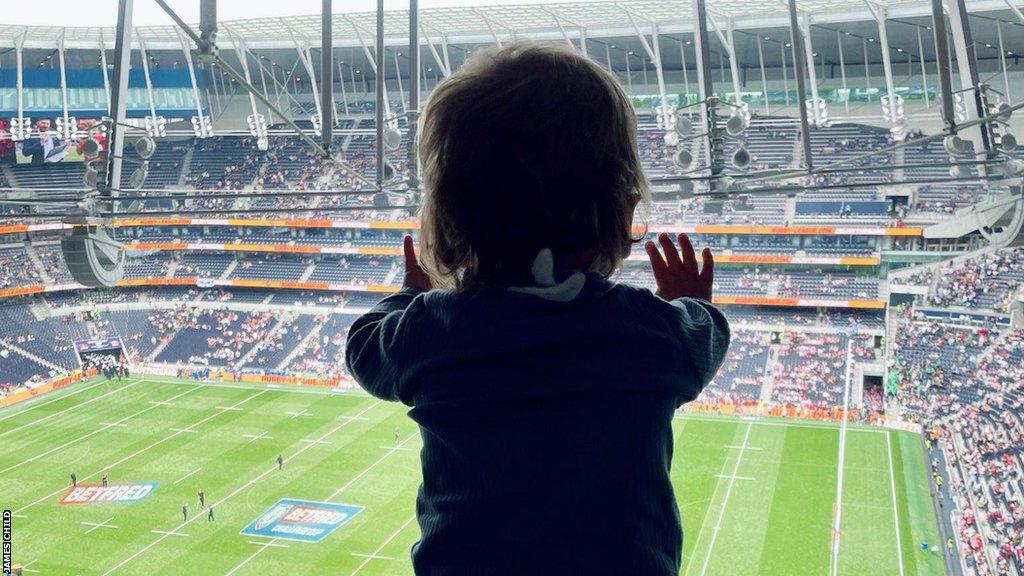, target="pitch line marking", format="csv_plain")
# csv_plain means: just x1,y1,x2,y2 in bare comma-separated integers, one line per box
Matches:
326,434,419,501
1,385,201,475
169,427,198,434
215,405,245,411
222,423,416,576
379,445,416,452
0,378,144,436
12,513,28,519
100,400,383,576
886,431,906,576
22,560,39,573
150,529,190,538
148,400,175,406
286,409,312,419
15,389,270,514
173,467,203,485
351,552,395,561
98,422,129,428
724,445,763,451
339,415,370,421
300,438,333,445
715,474,755,481
246,540,289,549
243,431,273,443
698,423,754,576
226,541,277,575
349,516,417,575
83,517,118,534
